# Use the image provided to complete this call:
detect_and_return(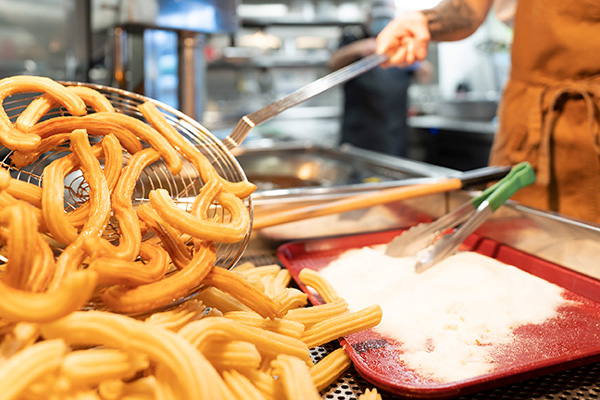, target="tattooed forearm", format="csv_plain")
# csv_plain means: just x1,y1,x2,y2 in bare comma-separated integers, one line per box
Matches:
422,0,479,41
